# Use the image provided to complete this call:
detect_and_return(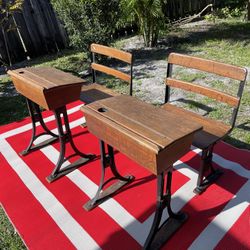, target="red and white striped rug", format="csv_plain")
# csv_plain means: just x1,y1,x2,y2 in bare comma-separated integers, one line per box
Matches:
0,101,249,250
